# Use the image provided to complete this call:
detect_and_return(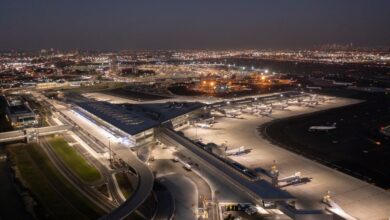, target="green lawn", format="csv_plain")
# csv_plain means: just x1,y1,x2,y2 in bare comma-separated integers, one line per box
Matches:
48,136,102,183
114,173,134,199
8,143,104,220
